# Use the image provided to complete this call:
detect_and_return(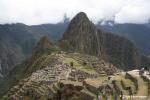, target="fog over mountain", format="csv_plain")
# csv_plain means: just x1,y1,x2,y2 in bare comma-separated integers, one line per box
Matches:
0,0,150,25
